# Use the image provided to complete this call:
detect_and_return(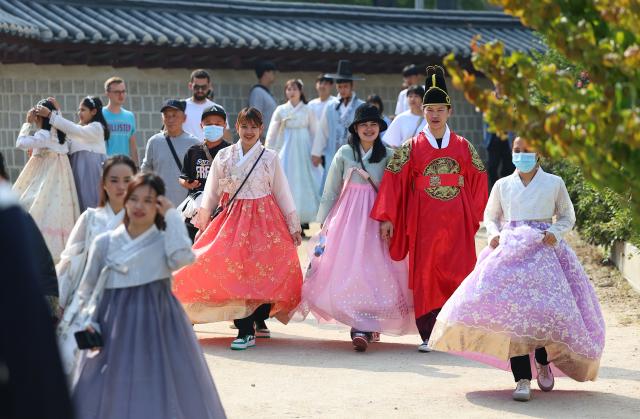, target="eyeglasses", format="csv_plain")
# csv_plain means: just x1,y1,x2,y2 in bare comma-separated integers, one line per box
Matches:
193,84,209,91
109,90,126,95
